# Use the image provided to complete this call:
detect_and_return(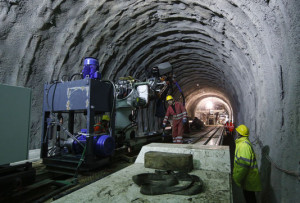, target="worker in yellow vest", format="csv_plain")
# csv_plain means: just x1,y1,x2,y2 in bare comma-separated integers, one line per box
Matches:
233,124,262,203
